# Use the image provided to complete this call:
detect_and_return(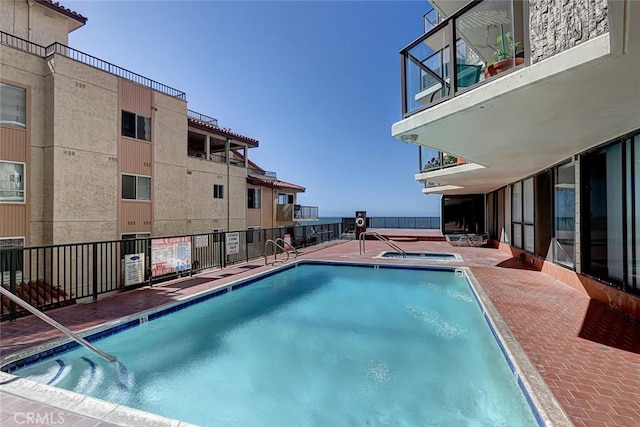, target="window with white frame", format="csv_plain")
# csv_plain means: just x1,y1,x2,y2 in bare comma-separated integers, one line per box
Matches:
0,161,25,203
122,174,151,200
122,111,151,141
248,188,261,209
0,83,26,128
214,184,224,199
